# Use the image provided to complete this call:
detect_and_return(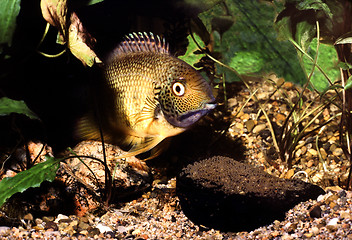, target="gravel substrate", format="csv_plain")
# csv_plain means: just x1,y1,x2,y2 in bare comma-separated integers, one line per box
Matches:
1,79,352,239
0,180,351,239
